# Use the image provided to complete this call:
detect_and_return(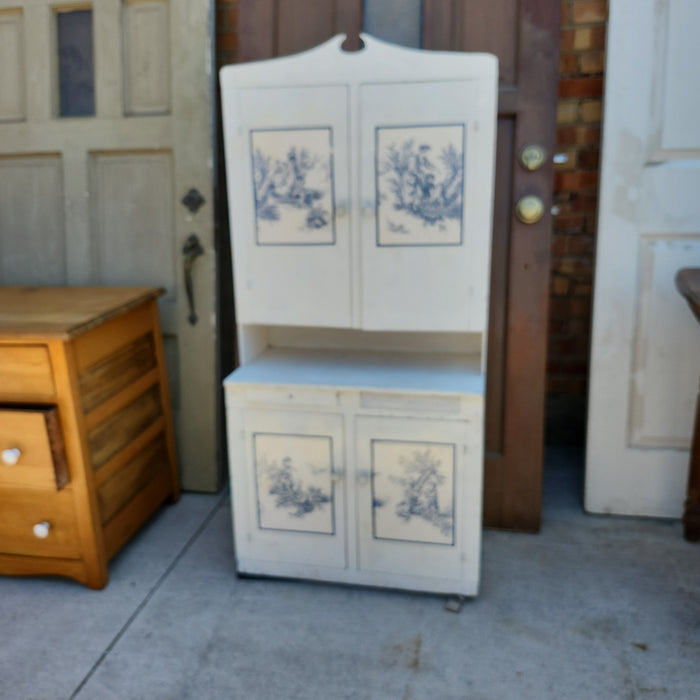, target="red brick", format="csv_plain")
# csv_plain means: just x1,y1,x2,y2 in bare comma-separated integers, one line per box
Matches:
577,149,600,169
551,236,569,256
580,50,606,74
567,234,595,255
559,53,580,75
556,125,601,147
551,256,593,276
551,276,571,295
572,0,608,24
561,0,572,24
553,214,586,234
572,281,593,296
570,191,599,212
557,101,579,124
549,337,588,356
549,318,569,335
558,76,604,99
573,26,606,50
580,99,602,122
549,297,592,318
560,29,576,51
554,171,599,190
